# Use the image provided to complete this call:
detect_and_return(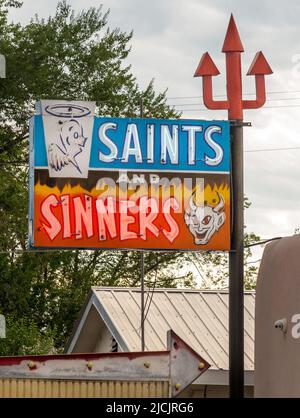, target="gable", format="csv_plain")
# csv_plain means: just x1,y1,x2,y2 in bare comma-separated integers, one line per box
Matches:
66,287,255,371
